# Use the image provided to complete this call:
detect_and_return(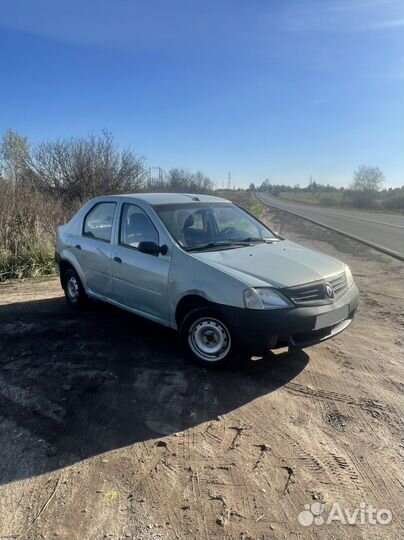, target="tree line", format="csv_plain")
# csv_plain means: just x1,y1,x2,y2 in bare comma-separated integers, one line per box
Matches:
250,167,403,210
